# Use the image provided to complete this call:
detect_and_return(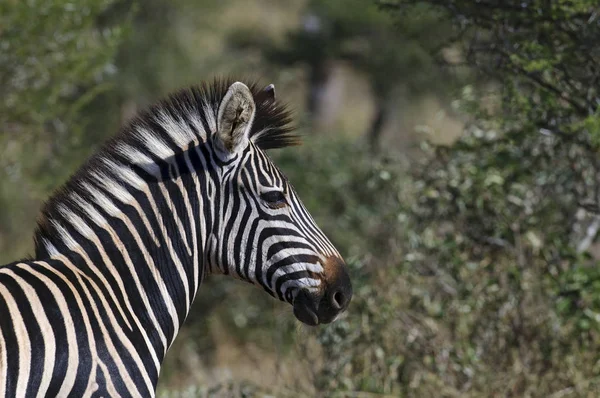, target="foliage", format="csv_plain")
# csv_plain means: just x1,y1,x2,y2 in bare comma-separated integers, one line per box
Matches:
264,135,600,397
228,0,457,148
0,0,124,133
288,0,600,396
312,135,600,396
383,0,600,149
380,0,600,323
0,0,128,258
